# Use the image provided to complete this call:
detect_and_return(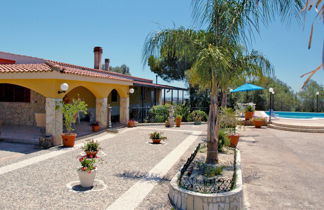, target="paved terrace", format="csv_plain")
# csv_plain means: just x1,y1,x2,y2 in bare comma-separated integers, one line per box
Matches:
0,125,206,210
